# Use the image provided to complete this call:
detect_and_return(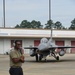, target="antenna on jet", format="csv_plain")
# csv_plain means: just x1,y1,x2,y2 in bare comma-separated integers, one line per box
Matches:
49,0,52,42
